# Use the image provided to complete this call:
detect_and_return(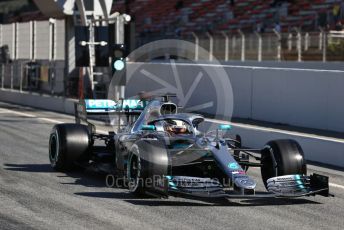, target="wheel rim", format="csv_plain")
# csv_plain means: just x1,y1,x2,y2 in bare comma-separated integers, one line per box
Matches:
49,133,59,163
261,146,277,187
128,154,140,191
